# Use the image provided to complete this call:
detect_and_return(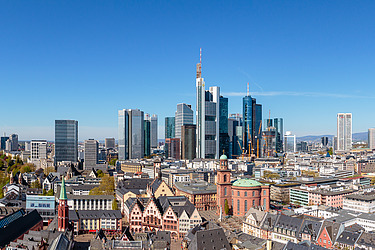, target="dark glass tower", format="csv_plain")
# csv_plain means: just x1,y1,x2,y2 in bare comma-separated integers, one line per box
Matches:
219,96,230,156
144,119,151,157
165,117,175,139
55,120,78,163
